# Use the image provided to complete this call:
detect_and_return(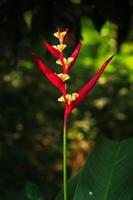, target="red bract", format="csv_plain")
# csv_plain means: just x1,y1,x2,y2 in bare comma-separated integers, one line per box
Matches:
65,55,114,118
32,53,66,96
44,41,65,71
65,43,81,74
44,41,62,59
